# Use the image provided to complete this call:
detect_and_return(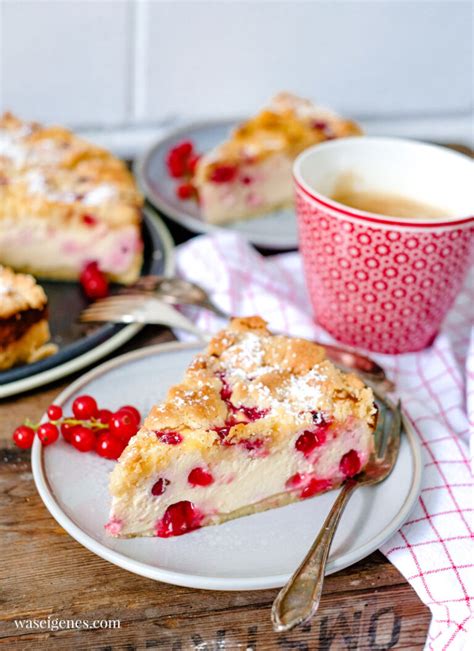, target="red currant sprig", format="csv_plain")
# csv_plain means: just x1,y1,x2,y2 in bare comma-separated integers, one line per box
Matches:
165,140,201,202
12,394,142,461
